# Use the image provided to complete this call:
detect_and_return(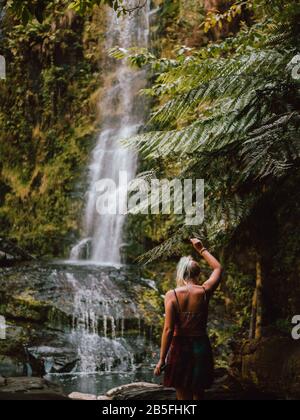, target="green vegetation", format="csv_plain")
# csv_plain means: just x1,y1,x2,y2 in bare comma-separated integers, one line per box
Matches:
0,0,105,256
119,0,300,336
3,0,146,23
0,0,299,342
